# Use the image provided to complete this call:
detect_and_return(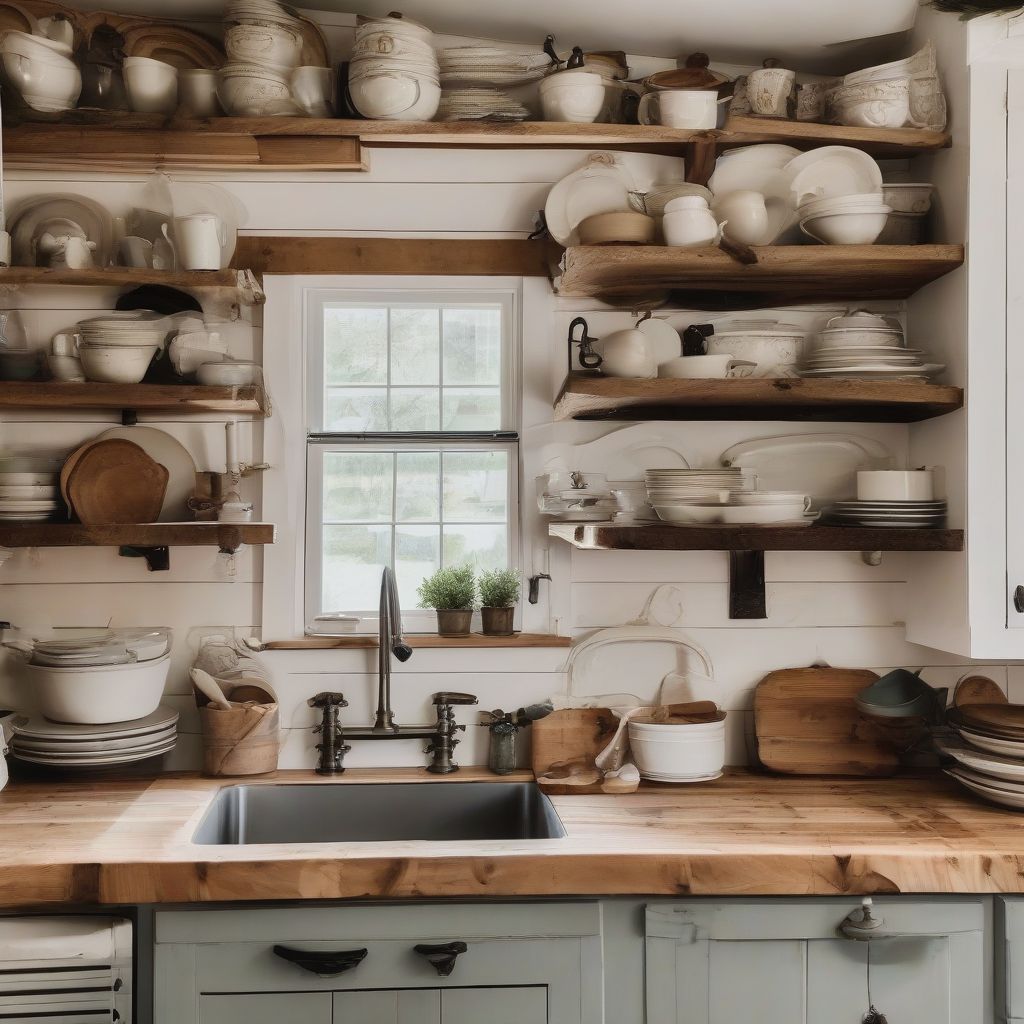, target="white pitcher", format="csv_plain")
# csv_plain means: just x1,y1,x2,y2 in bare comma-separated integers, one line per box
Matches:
174,213,228,271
